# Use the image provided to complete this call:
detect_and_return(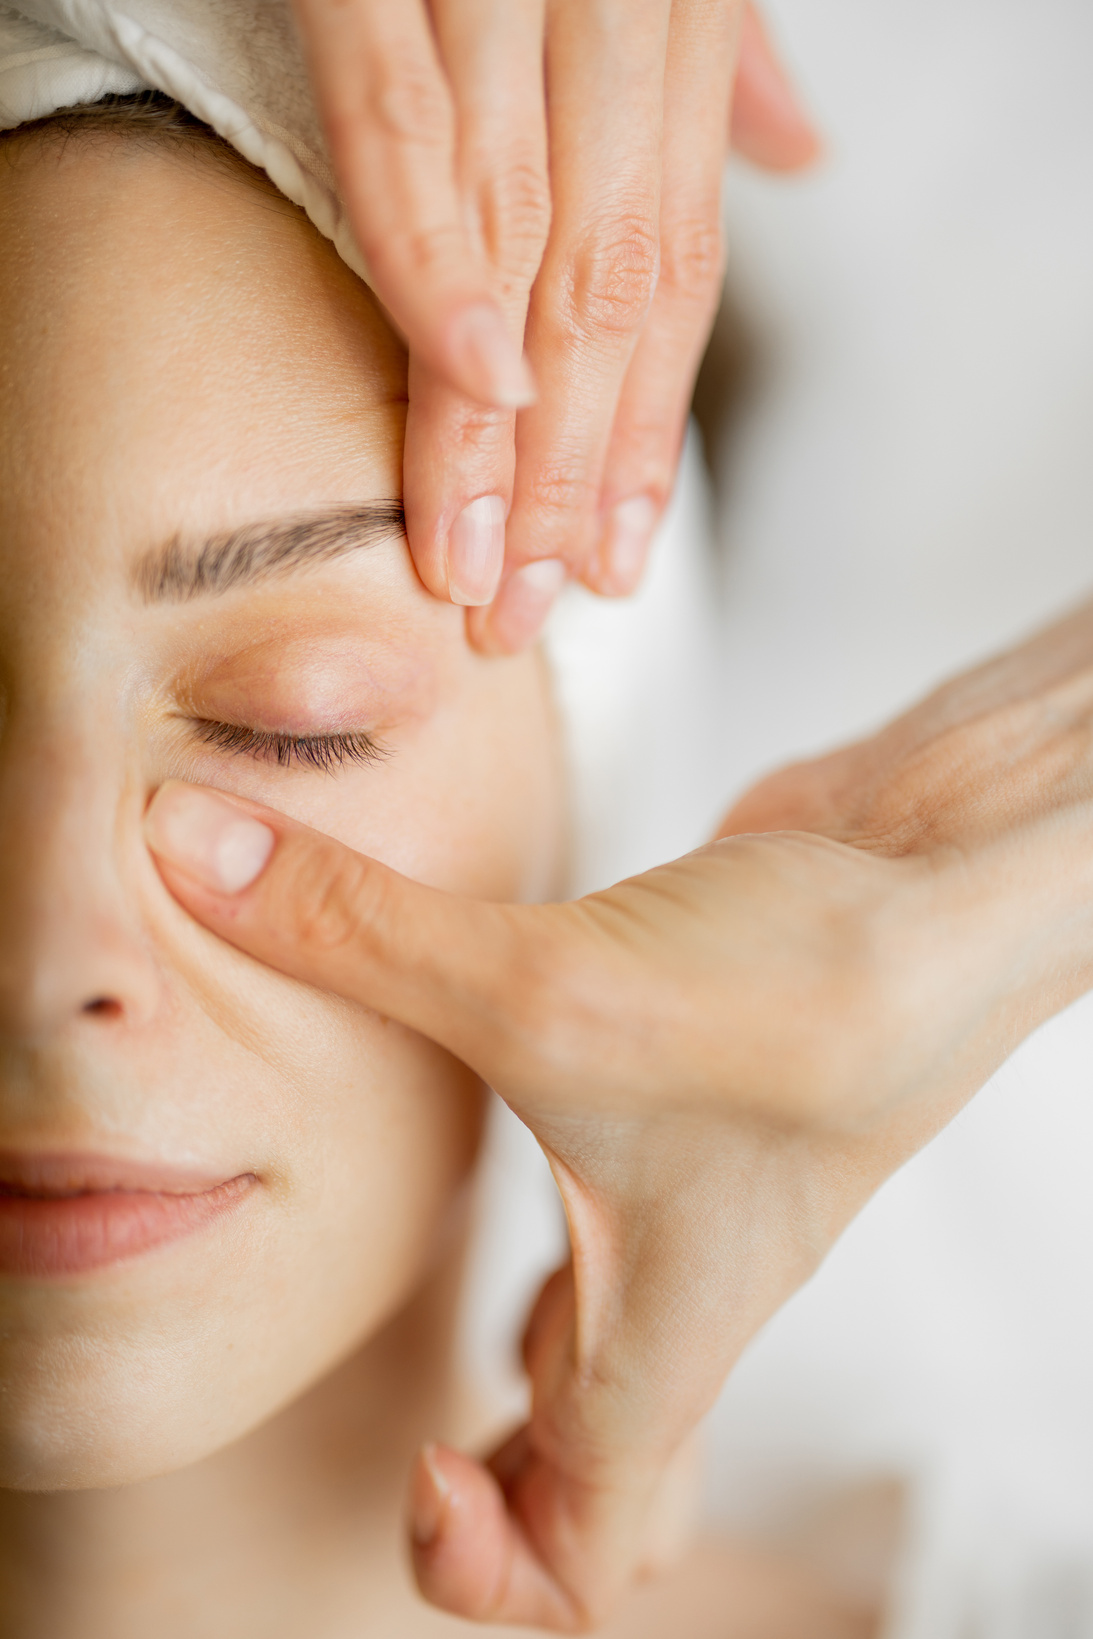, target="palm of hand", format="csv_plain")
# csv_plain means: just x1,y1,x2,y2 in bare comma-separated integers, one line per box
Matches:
427,606,1093,1627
